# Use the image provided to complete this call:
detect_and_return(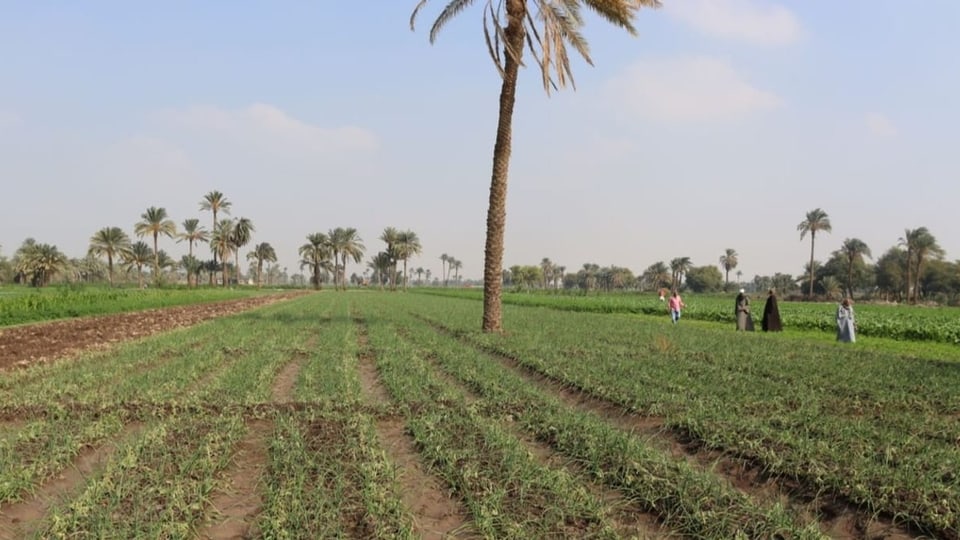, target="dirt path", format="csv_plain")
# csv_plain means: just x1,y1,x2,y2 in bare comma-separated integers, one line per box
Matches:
0,423,144,540
353,316,475,539
196,344,308,540
0,292,306,371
